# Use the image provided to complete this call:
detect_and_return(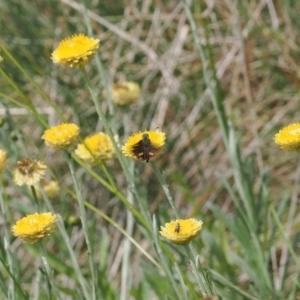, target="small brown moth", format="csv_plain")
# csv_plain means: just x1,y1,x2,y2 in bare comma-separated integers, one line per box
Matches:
132,133,159,162
174,222,180,233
